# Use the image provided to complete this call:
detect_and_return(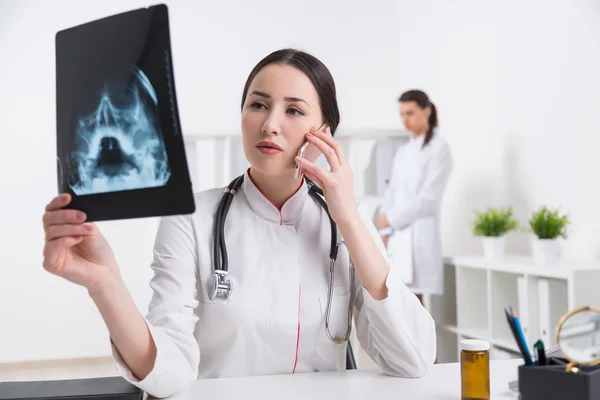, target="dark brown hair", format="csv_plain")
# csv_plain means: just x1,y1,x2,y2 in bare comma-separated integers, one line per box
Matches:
241,49,340,135
398,90,437,147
